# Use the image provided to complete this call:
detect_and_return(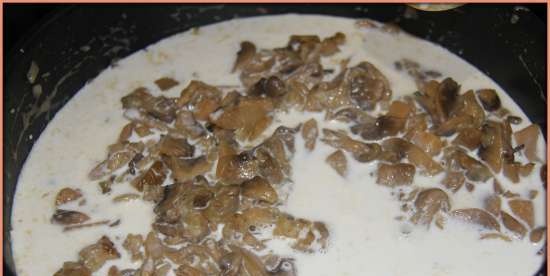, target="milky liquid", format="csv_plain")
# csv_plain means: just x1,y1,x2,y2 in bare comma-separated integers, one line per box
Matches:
11,14,546,276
